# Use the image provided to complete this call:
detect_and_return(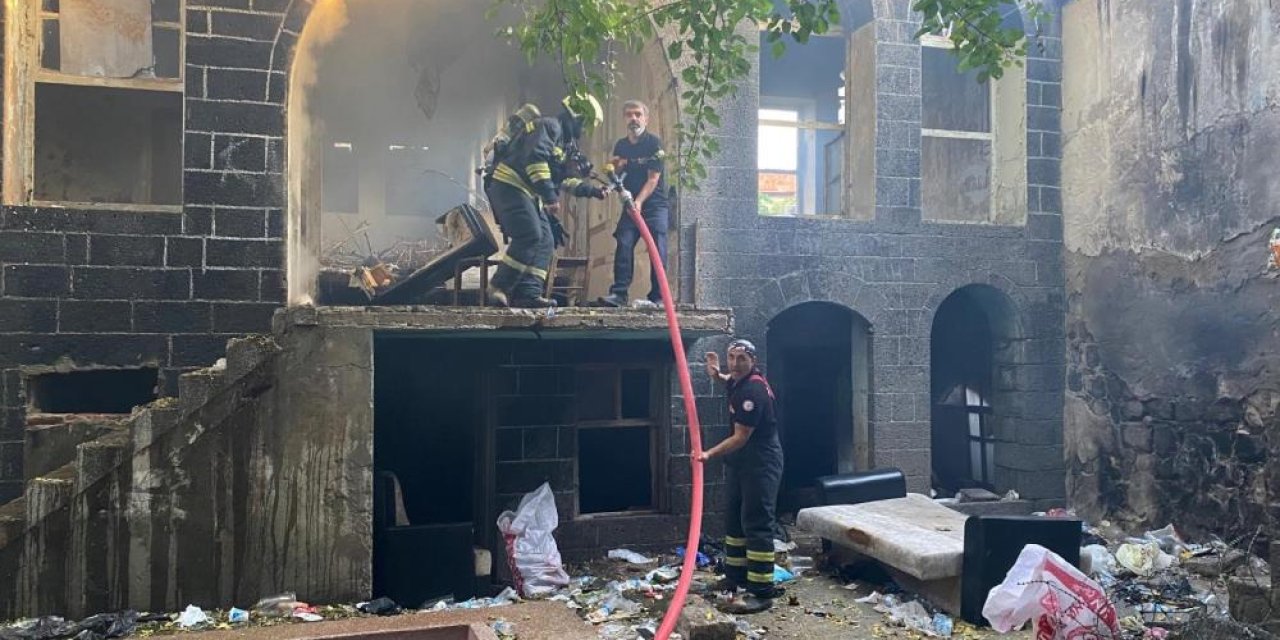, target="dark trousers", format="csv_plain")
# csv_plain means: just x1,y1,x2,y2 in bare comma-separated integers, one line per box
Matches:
487,182,553,299
723,449,783,597
609,205,668,301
